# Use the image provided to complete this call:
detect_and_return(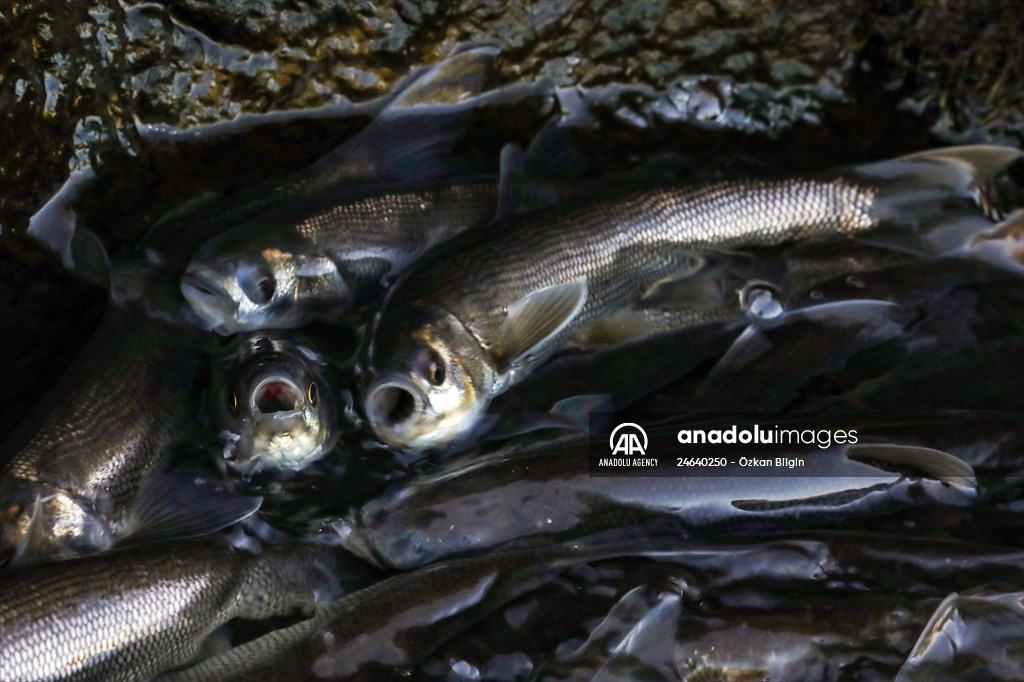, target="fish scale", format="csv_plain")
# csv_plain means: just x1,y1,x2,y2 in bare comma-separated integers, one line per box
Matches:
183,181,501,333
364,145,1022,450
418,178,875,340
293,183,498,257
0,542,338,682
0,306,205,561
